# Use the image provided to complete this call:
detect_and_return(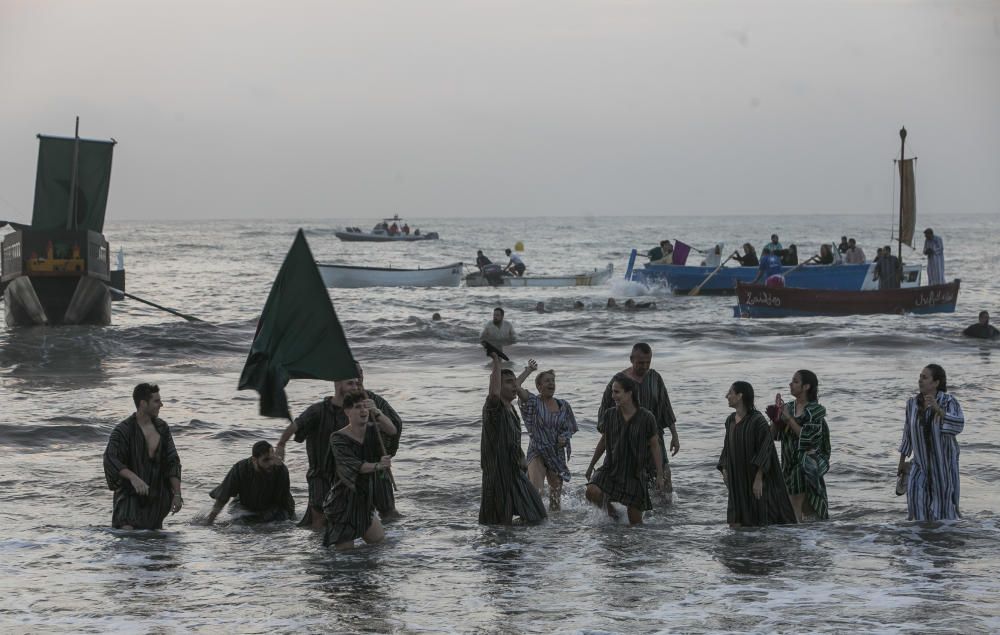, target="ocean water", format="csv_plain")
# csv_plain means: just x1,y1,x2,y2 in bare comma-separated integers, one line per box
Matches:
1,214,998,634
